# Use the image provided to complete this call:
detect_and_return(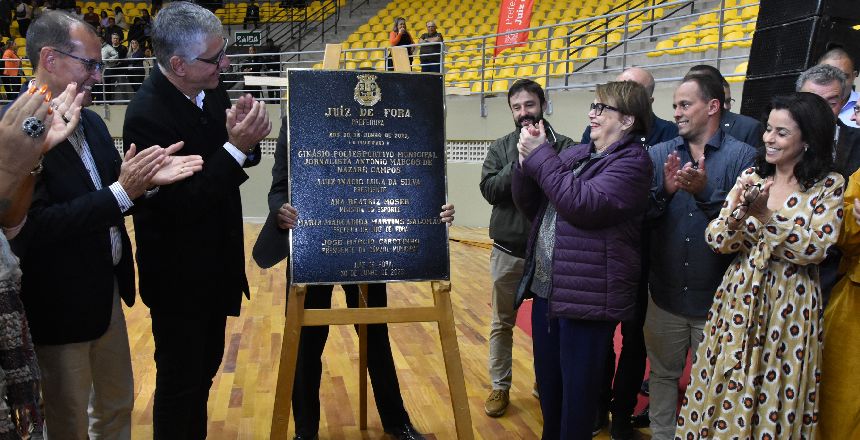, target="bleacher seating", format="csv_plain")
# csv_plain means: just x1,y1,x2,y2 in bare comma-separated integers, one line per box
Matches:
0,0,760,102
211,0,346,26
332,0,674,91
647,0,758,57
